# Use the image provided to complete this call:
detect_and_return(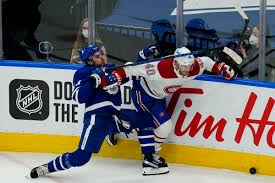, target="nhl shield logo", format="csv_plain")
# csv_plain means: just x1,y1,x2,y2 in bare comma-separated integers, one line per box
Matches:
10,79,49,120
16,85,43,115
